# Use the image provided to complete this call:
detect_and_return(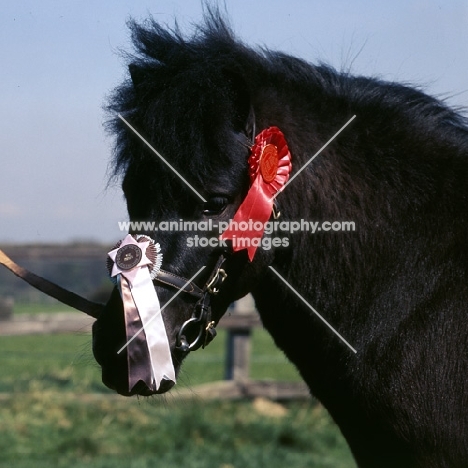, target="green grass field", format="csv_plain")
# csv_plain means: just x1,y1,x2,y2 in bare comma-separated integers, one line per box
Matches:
12,301,76,315
0,319,356,467
0,329,301,393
